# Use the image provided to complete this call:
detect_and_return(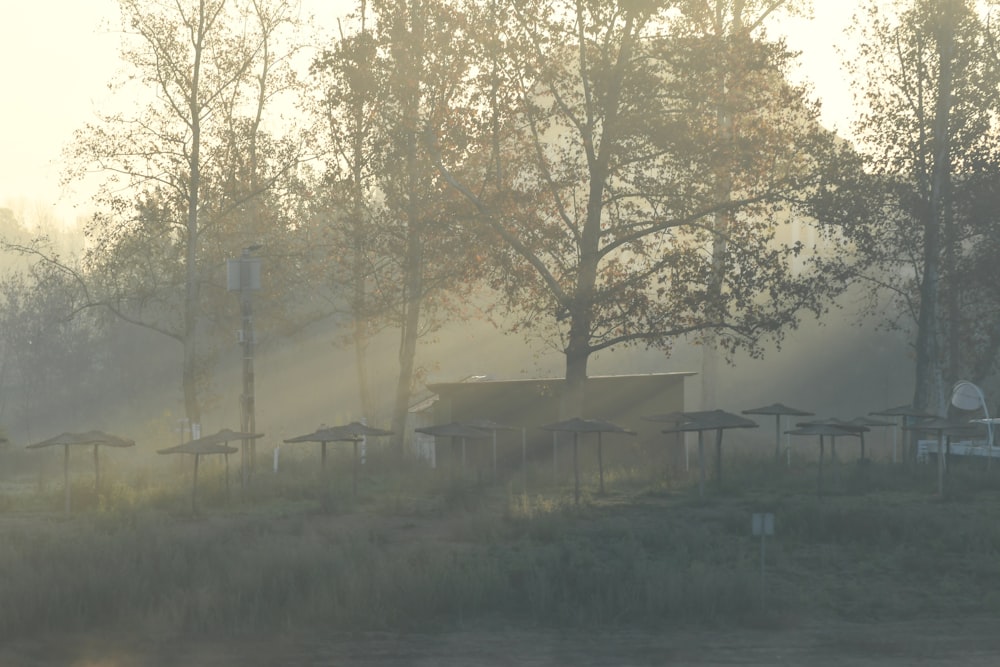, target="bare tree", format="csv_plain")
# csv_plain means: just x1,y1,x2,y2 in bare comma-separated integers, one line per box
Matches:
64,0,306,429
